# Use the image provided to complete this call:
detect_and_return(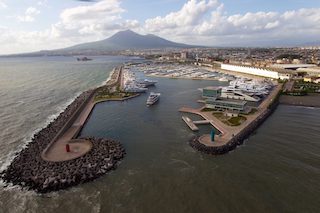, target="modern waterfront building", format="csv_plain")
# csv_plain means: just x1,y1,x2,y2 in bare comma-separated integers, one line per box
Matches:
202,86,222,99
202,86,248,112
221,64,291,80
205,99,247,112
203,86,260,102
221,89,260,102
